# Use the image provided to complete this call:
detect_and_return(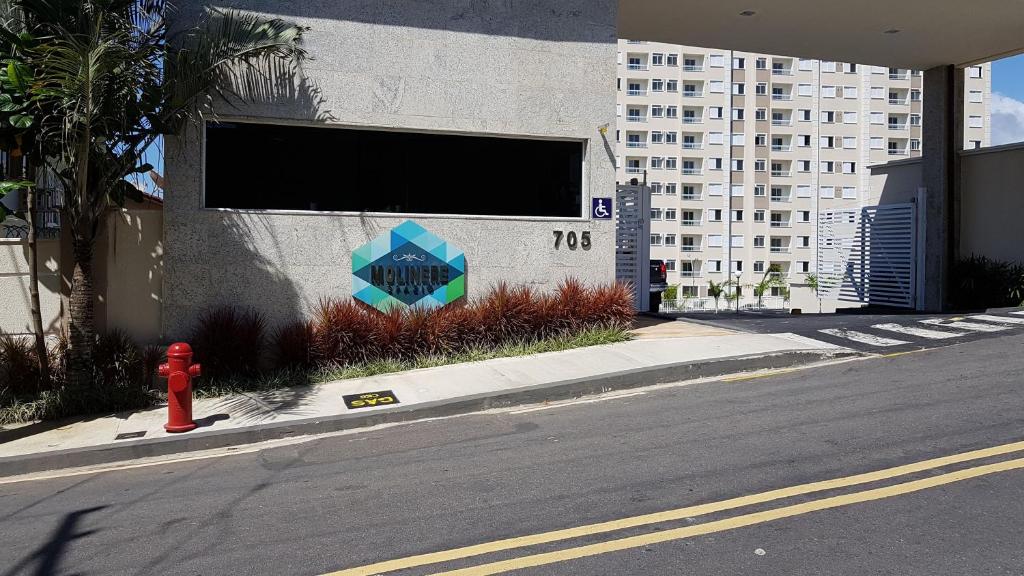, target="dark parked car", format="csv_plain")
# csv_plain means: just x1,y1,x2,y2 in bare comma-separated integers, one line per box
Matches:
649,259,668,313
